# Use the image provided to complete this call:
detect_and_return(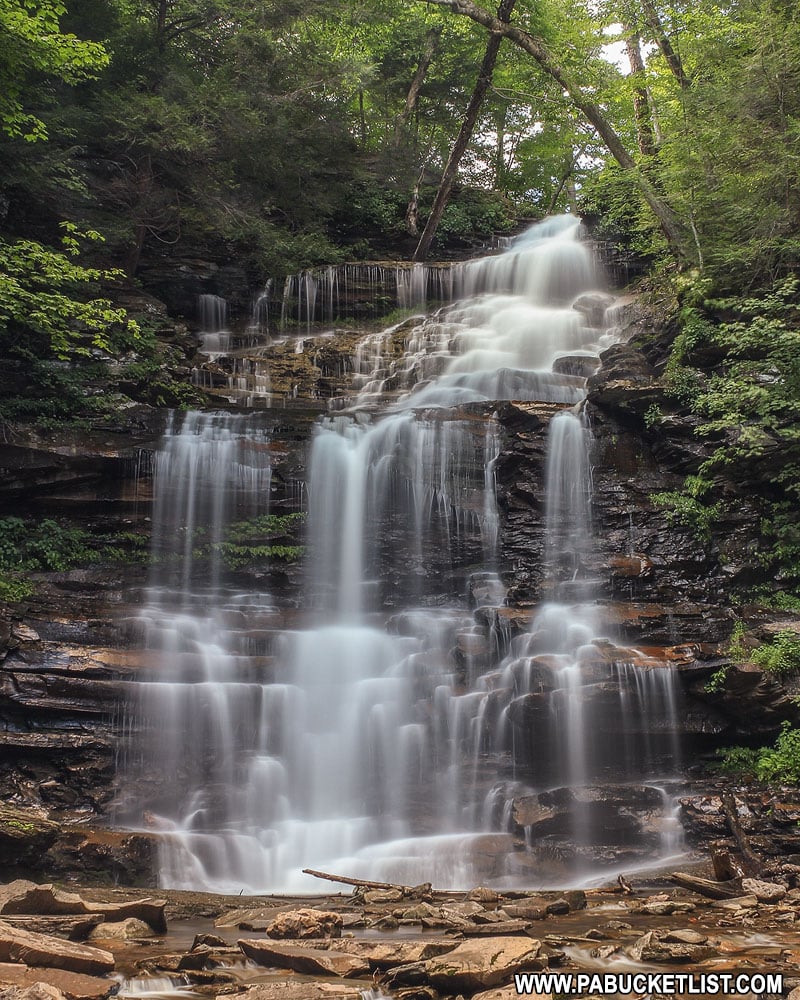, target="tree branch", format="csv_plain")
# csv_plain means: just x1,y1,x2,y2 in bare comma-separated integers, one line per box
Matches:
417,0,690,261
